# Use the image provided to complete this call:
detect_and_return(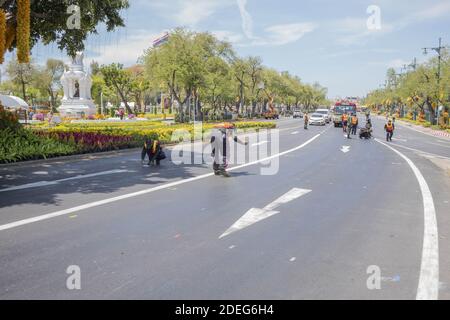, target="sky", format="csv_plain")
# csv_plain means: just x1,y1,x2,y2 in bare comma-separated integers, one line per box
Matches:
3,0,450,99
